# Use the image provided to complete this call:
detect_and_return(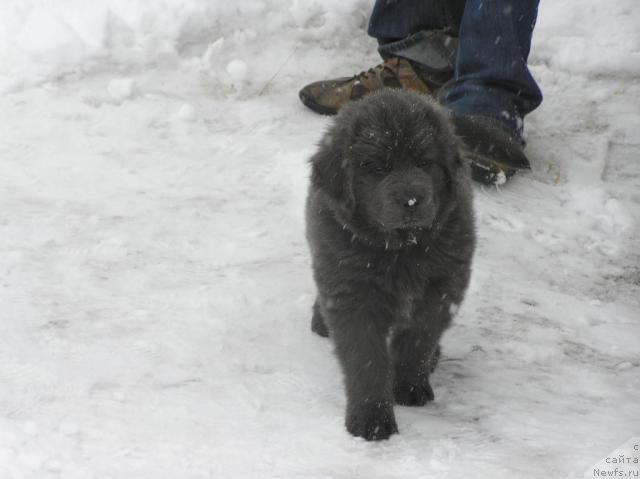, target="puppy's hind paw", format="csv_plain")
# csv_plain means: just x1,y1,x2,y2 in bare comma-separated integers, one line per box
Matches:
346,402,398,441
311,305,329,338
394,380,434,406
